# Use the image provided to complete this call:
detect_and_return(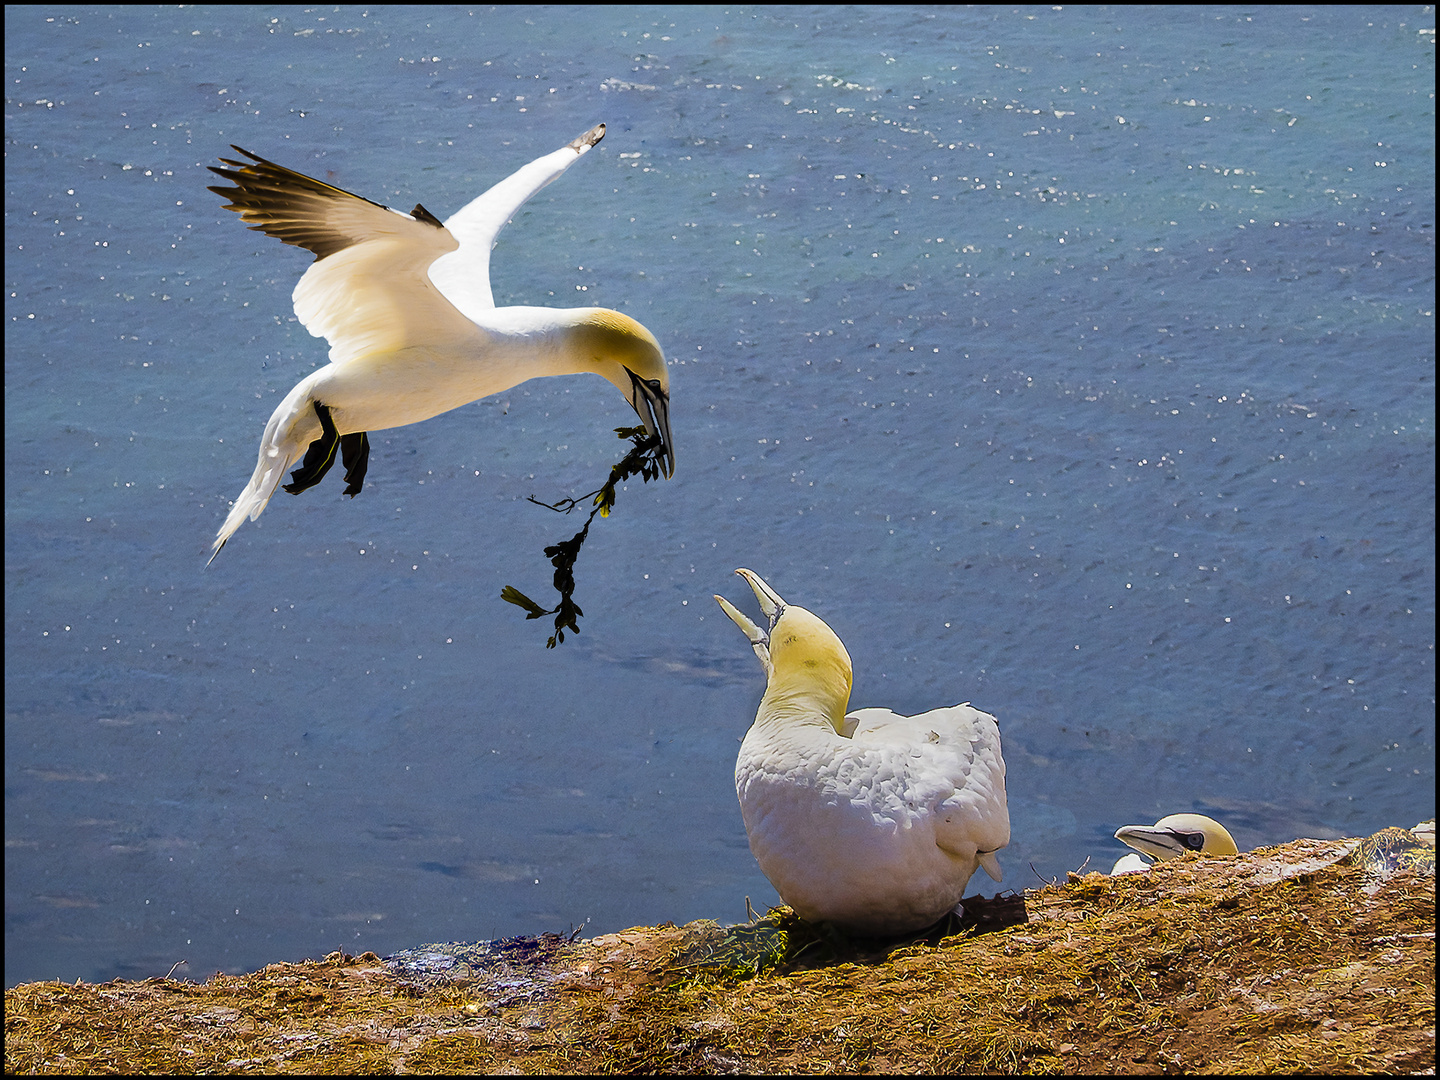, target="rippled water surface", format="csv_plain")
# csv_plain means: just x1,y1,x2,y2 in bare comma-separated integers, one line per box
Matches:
5,6,1434,986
